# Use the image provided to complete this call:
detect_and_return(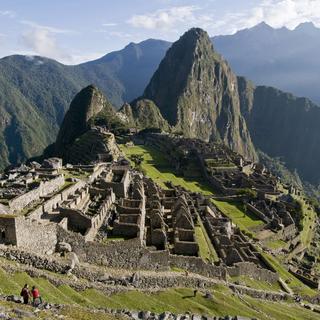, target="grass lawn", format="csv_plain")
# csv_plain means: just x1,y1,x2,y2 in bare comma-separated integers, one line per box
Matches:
120,144,214,195
230,275,282,292
265,239,288,250
212,199,264,236
195,218,219,263
298,198,317,247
